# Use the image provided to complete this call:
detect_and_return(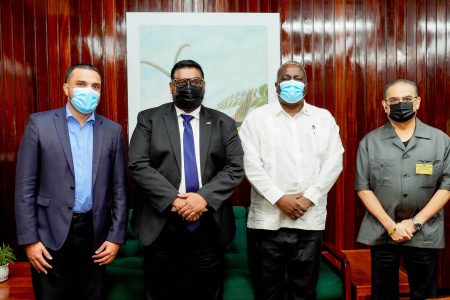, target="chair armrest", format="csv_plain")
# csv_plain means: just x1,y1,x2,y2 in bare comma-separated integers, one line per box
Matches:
321,242,351,300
